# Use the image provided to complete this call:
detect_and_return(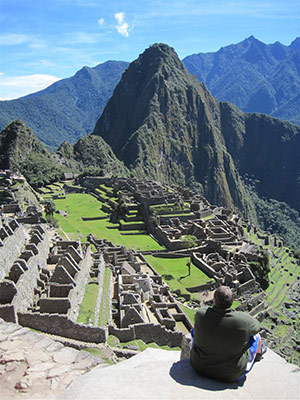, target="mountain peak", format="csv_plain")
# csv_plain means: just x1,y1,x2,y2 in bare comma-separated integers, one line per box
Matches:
132,43,185,77
92,42,251,213
290,37,300,50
